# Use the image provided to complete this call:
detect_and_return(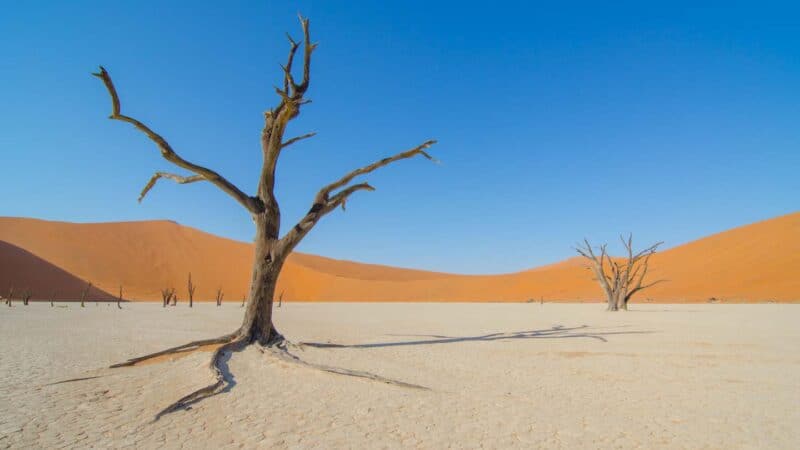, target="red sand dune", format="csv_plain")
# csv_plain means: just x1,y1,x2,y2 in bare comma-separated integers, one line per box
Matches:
0,213,798,302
